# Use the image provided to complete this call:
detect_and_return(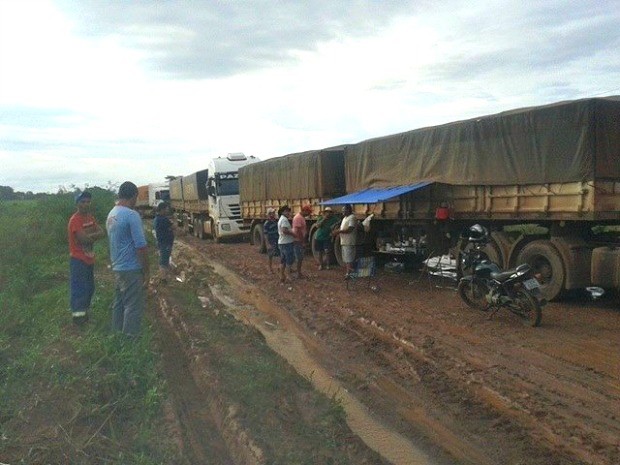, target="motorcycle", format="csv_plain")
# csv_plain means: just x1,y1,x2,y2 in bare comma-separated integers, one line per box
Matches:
457,225,545,327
